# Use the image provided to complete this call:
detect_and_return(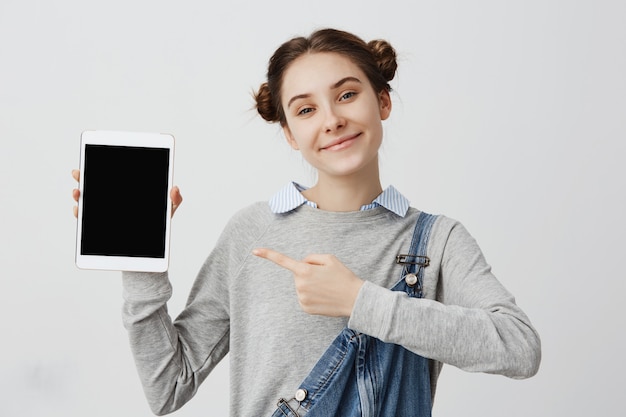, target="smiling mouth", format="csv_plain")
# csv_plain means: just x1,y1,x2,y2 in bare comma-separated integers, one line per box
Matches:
321,133,361,151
